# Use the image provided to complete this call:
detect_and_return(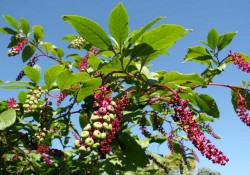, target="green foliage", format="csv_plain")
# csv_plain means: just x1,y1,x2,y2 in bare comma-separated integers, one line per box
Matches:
0,2,249,175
